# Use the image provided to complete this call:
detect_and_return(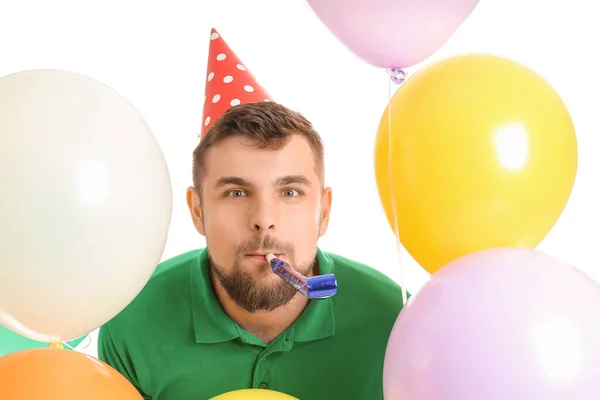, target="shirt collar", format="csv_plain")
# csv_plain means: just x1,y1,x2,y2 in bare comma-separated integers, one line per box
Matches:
190,248,336,344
